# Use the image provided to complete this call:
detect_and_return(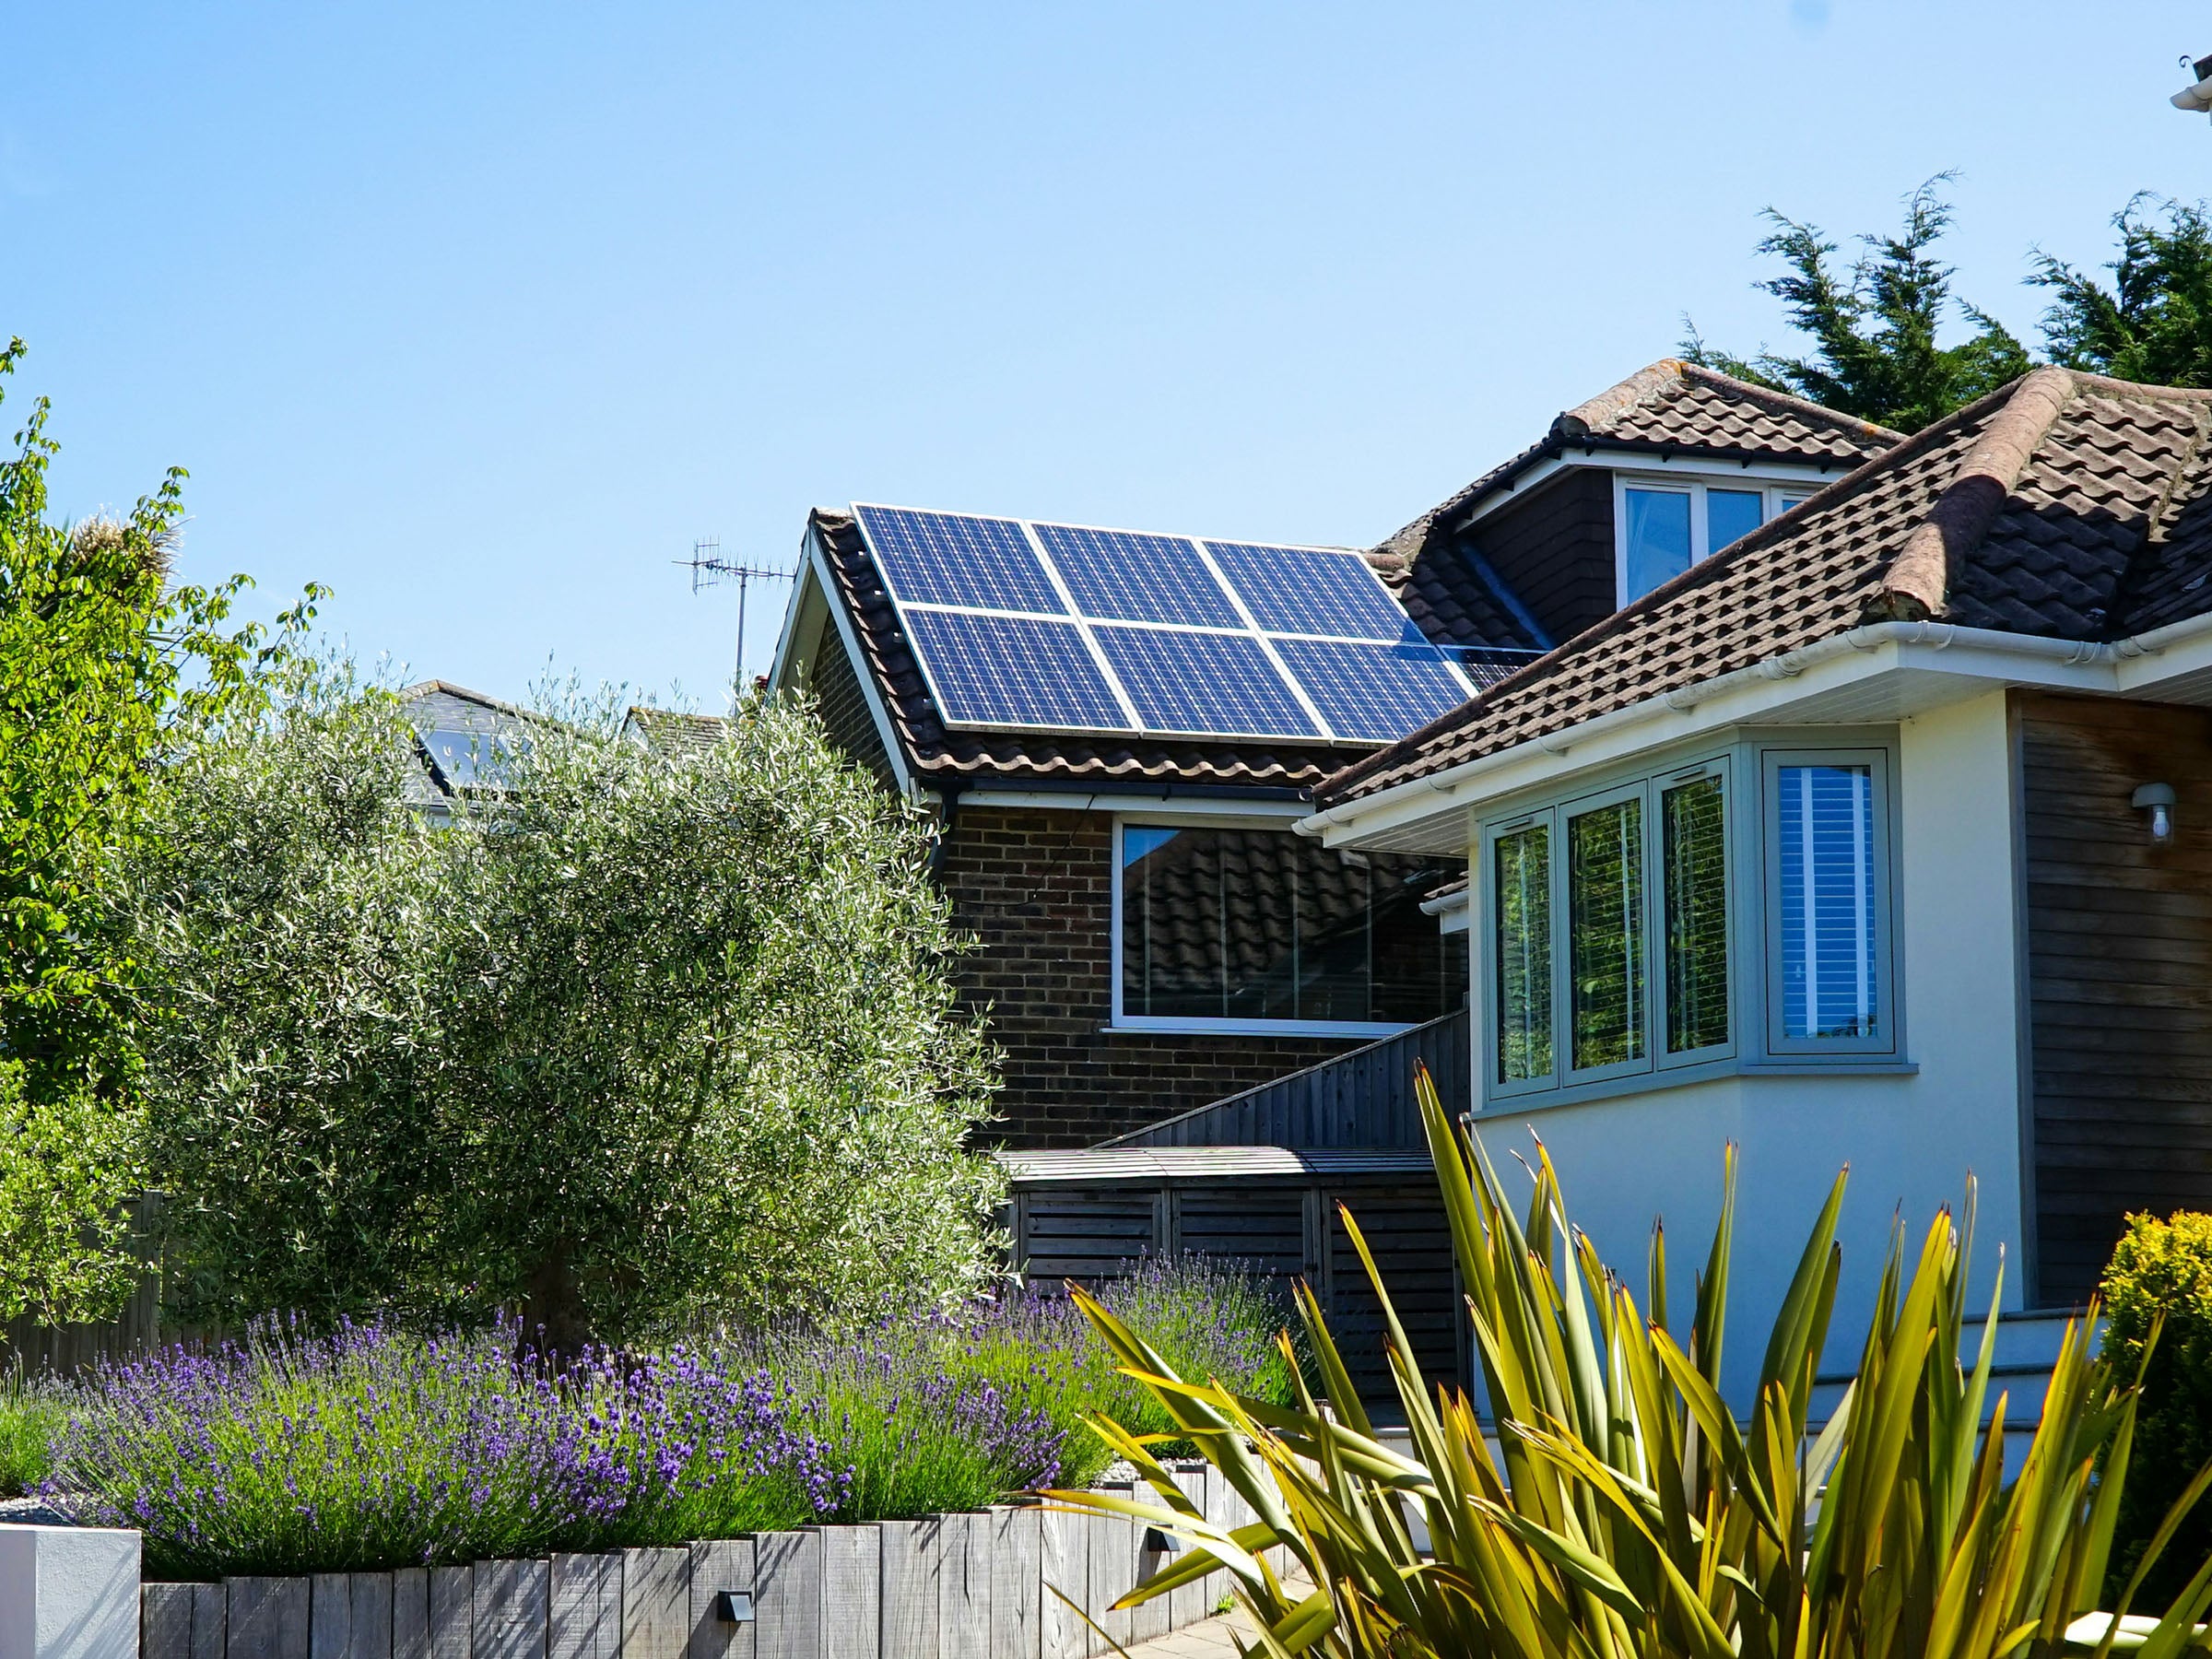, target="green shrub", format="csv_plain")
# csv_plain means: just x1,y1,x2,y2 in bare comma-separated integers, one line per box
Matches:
0,1376,65,1498
2100,1209,2212,1609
